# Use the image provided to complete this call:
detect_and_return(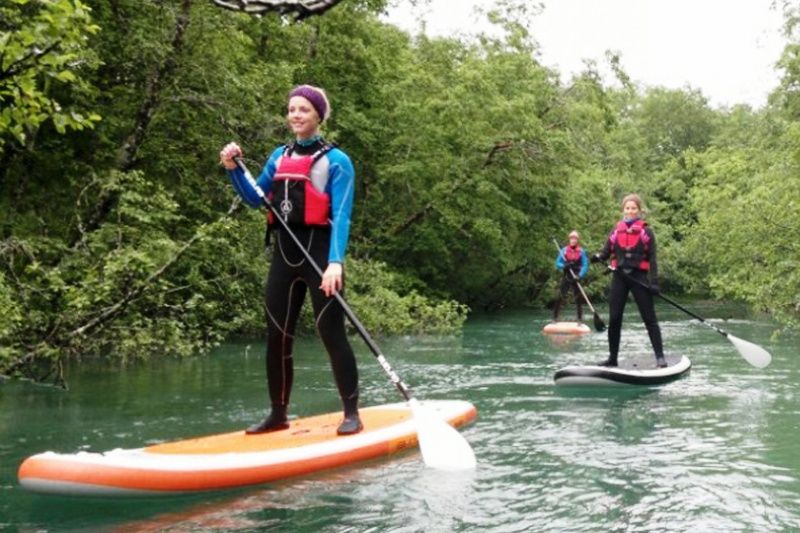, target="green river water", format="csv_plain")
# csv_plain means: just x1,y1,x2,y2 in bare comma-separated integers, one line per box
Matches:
1,304,798,532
